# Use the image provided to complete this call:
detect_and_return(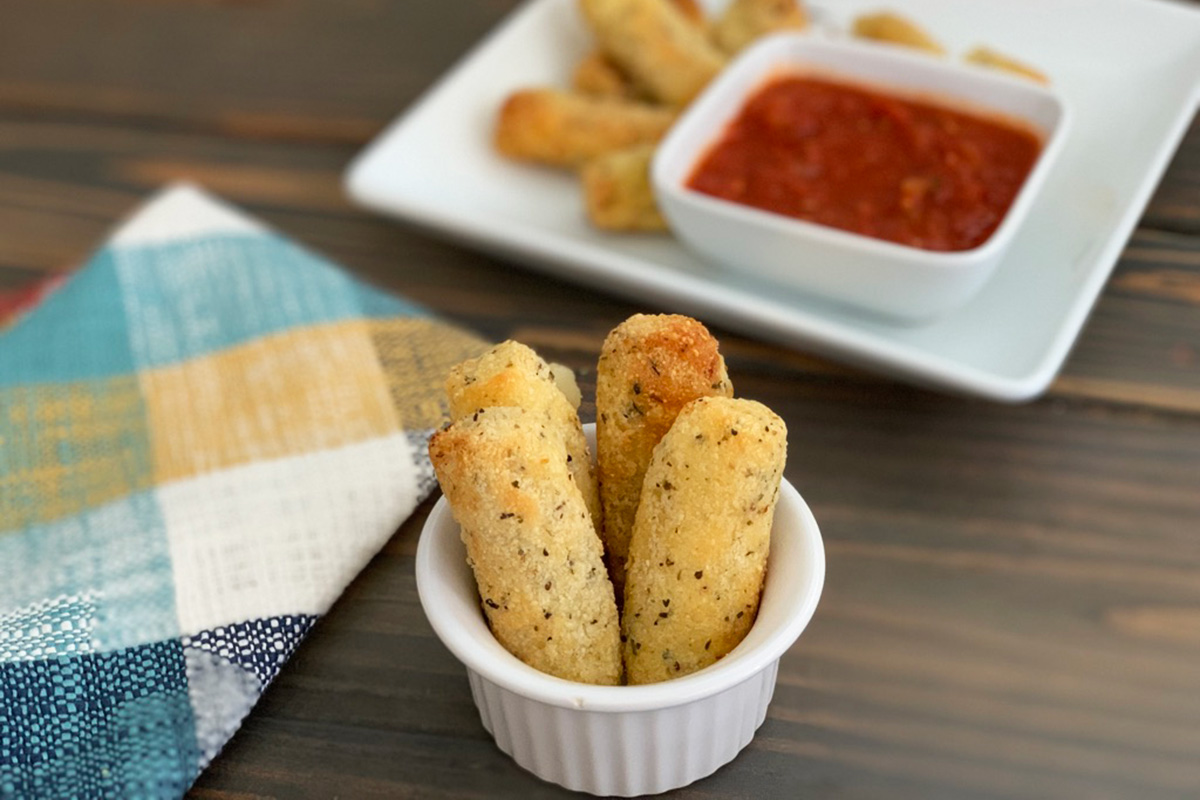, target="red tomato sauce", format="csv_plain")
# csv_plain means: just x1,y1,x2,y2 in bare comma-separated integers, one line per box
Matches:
686,76,1042,252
